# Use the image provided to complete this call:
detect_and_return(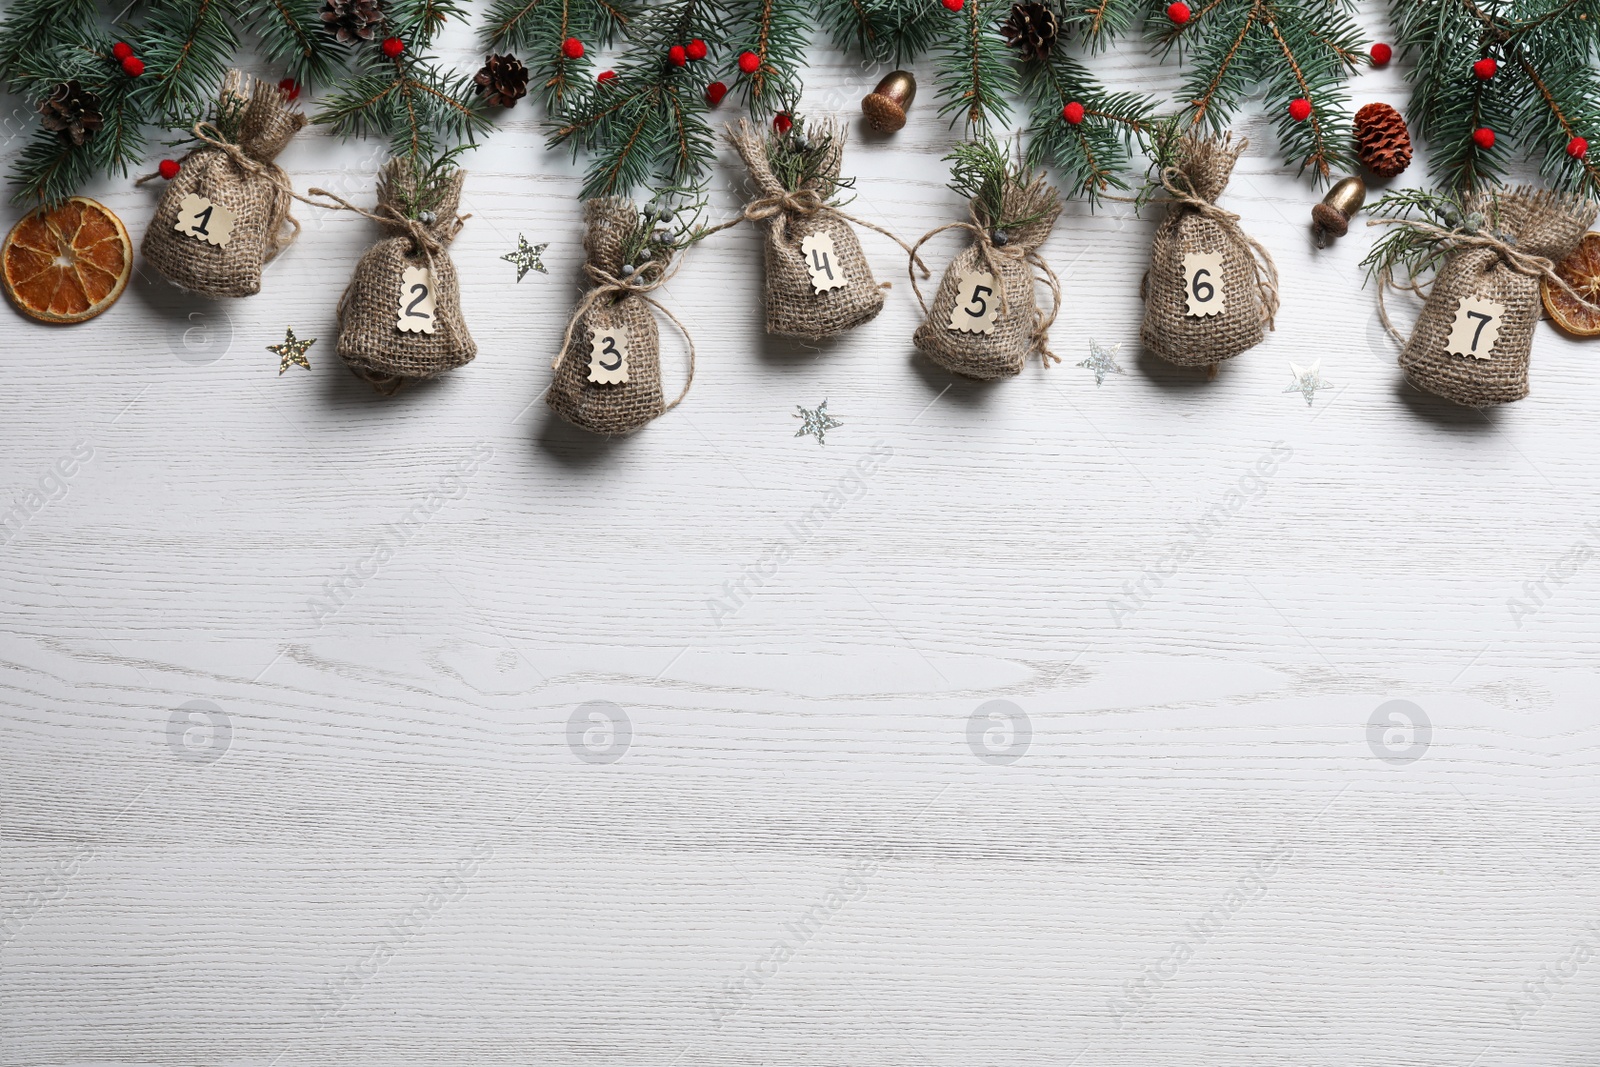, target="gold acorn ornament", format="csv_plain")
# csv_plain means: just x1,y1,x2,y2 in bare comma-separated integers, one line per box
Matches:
1311,175,1366,247
862,70,916,132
